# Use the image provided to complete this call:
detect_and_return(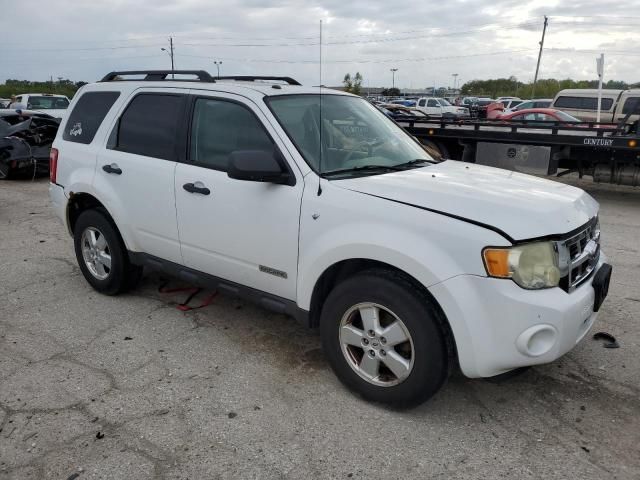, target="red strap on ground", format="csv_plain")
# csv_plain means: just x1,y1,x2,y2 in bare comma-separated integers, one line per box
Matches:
176,290,219,311
158,279,218,311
